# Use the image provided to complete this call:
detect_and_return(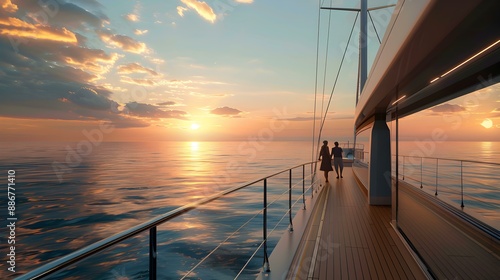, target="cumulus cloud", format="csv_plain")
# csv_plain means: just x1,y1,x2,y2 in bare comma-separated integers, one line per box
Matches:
57,47,119,75
134,29,148,35
97,30,147,54
13,0,107,30
429,103,466,113
125,14,139,22
178,0,216,23
0,2,171,129
0,17,78,43
1,0,18,13
66,87,118,111
117,62,159,76
210,106,242,116
177,6,188,17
